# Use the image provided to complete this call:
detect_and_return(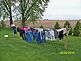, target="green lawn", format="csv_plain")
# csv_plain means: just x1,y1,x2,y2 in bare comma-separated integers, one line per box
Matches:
0,28,81,61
